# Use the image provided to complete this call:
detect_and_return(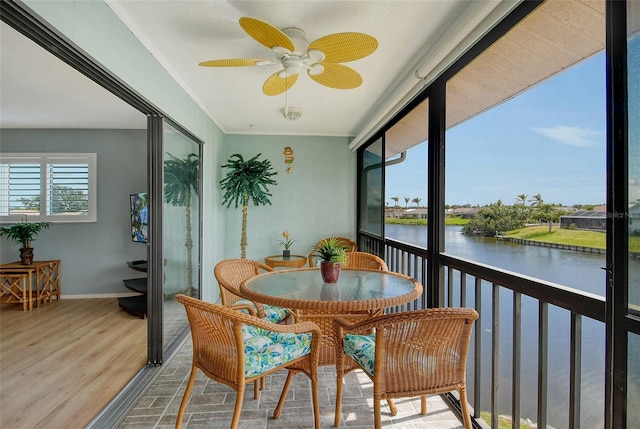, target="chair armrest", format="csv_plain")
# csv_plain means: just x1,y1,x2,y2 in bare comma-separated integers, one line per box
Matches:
244,311,321,337
251,301,267,318
229,302,257,316
333,315,381,335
